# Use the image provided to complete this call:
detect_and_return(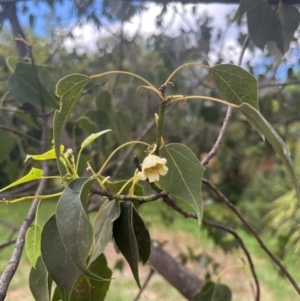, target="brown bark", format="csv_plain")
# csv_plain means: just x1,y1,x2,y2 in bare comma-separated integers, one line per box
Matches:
149,240,203,301
2,2,29,59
